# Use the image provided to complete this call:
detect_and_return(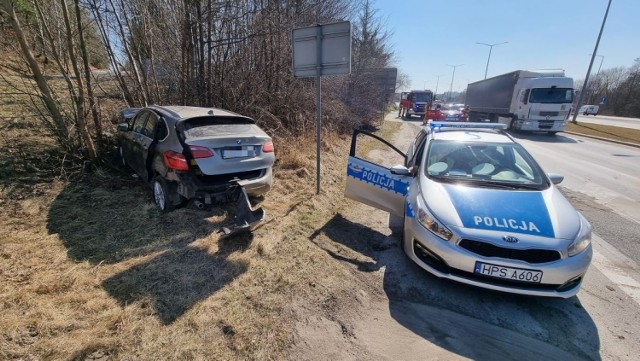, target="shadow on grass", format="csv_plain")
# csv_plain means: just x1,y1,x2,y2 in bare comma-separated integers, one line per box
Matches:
102,237,250,324
47,169,252,323
310,213,601,360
